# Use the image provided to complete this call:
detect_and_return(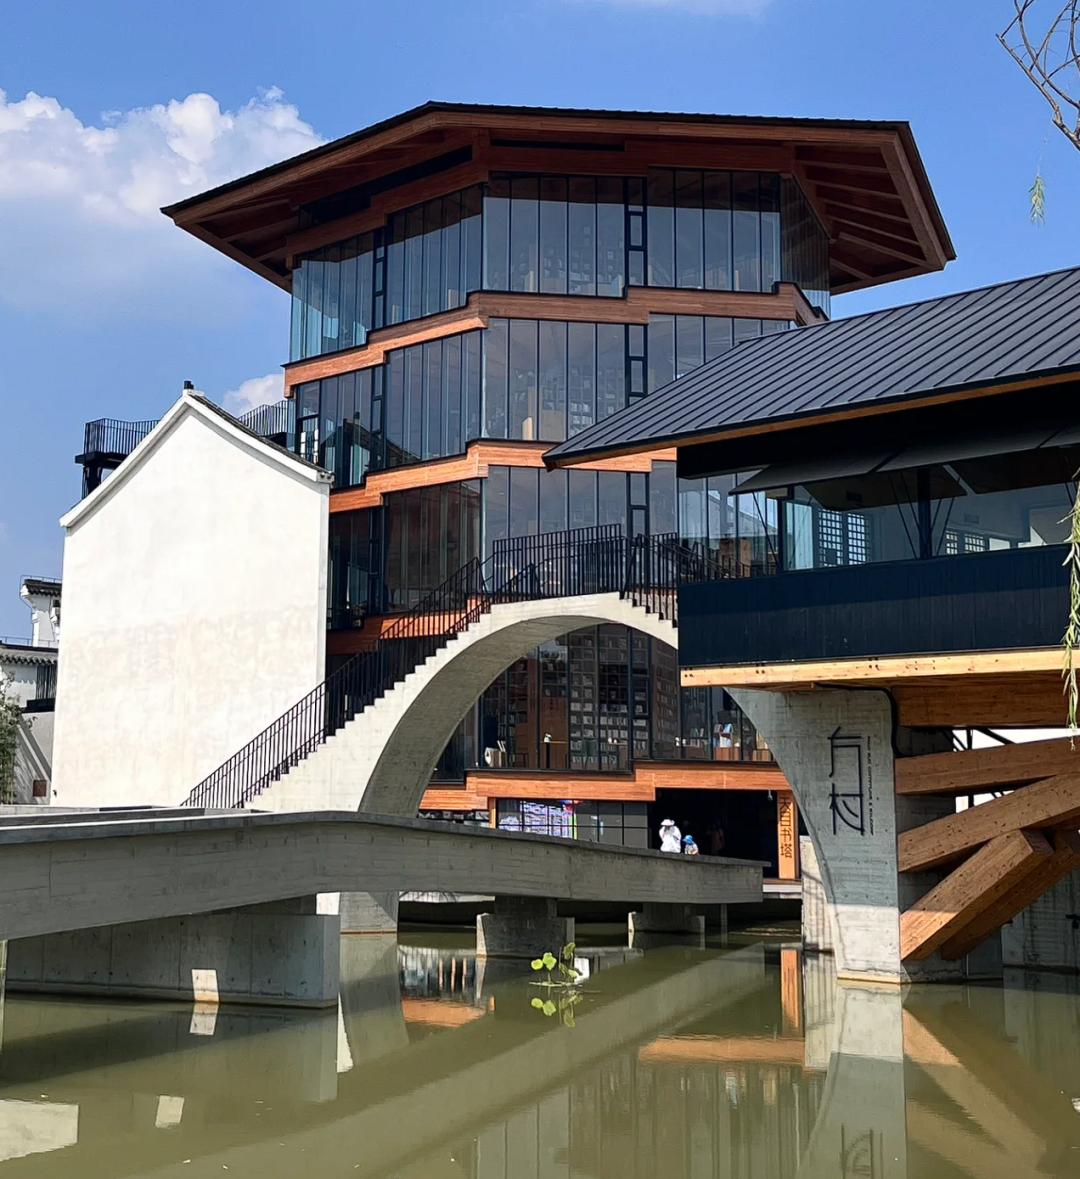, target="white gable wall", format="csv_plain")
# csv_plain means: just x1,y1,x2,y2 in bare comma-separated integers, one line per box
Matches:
52,403,330,807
